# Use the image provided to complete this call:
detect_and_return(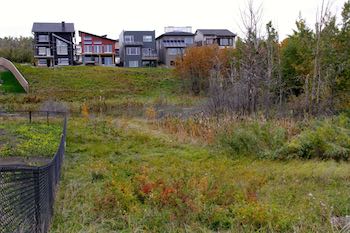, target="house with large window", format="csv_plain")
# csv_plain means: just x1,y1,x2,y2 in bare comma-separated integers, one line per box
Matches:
79,31,117,66
156,28,195,67
32,22,75,67
119,31,158,67
194,29,236,48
